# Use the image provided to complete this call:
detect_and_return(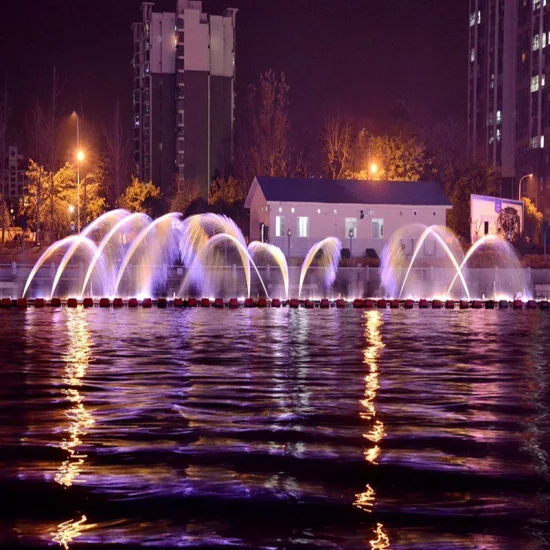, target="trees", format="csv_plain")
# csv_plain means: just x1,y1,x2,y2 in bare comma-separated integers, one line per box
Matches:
522,197,543,245
323,115,352,179
238,70,291,186
24,159,109,239
368,135,428,181
103,100,130,204
446,163,500,240
169,178,202,217
497,207,521,242
118,177,161,216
